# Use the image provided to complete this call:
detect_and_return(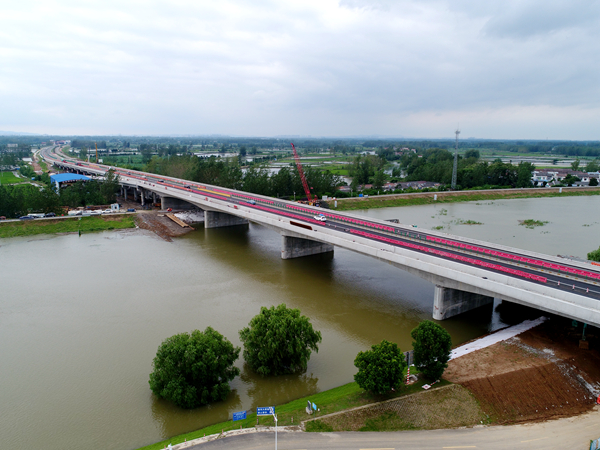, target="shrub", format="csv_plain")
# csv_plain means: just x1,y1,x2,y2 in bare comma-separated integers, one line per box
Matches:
354,340,406,394
149,327,240,408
